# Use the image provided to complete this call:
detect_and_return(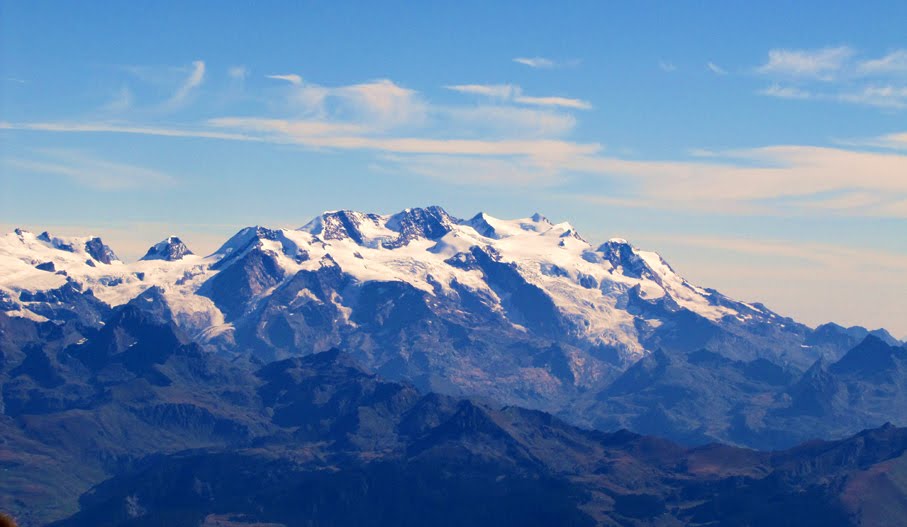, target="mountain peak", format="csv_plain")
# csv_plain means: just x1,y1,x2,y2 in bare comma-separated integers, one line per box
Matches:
463,212,533,239
141,236,193,261
4,228,120,266
384,206,455,246
830,334,905,377
598,238,651,278
299,210,383,245
301,207,457,248
809,322,902,348
84,236,119,264
209,225,300,272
